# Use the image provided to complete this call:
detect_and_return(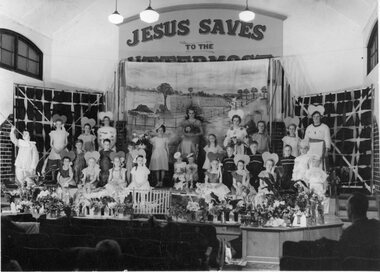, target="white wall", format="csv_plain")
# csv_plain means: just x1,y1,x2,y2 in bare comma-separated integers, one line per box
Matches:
50,1,119,92
362,6,378,121
0,14,53,124
282,3,365,96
